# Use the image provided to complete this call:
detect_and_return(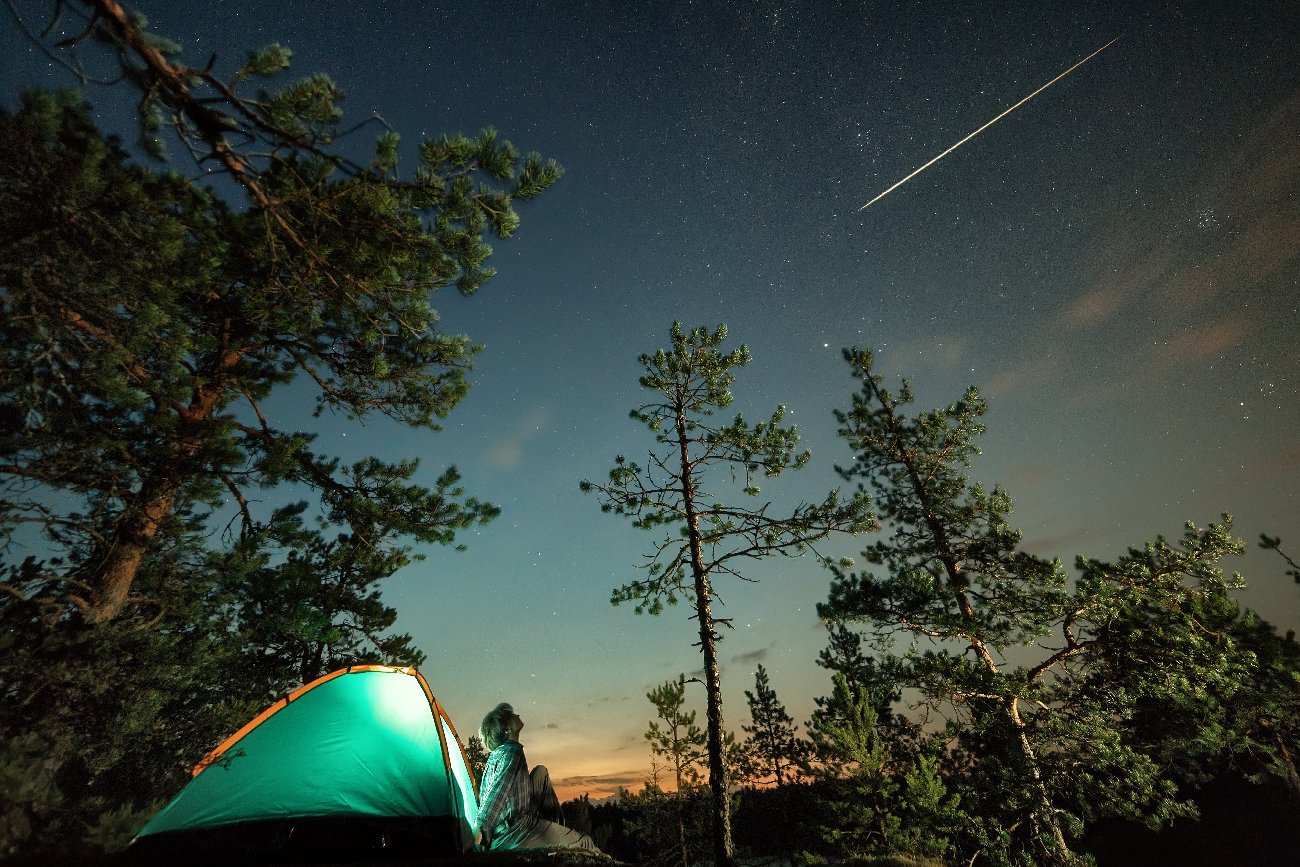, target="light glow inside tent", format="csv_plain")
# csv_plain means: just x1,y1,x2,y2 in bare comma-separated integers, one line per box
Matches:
443,716,479,827
136,666,478,846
